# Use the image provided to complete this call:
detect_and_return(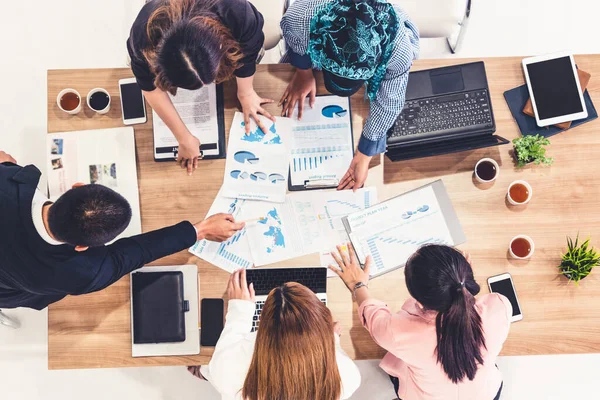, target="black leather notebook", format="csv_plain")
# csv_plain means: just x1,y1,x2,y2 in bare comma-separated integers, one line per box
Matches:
132,271,188,344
